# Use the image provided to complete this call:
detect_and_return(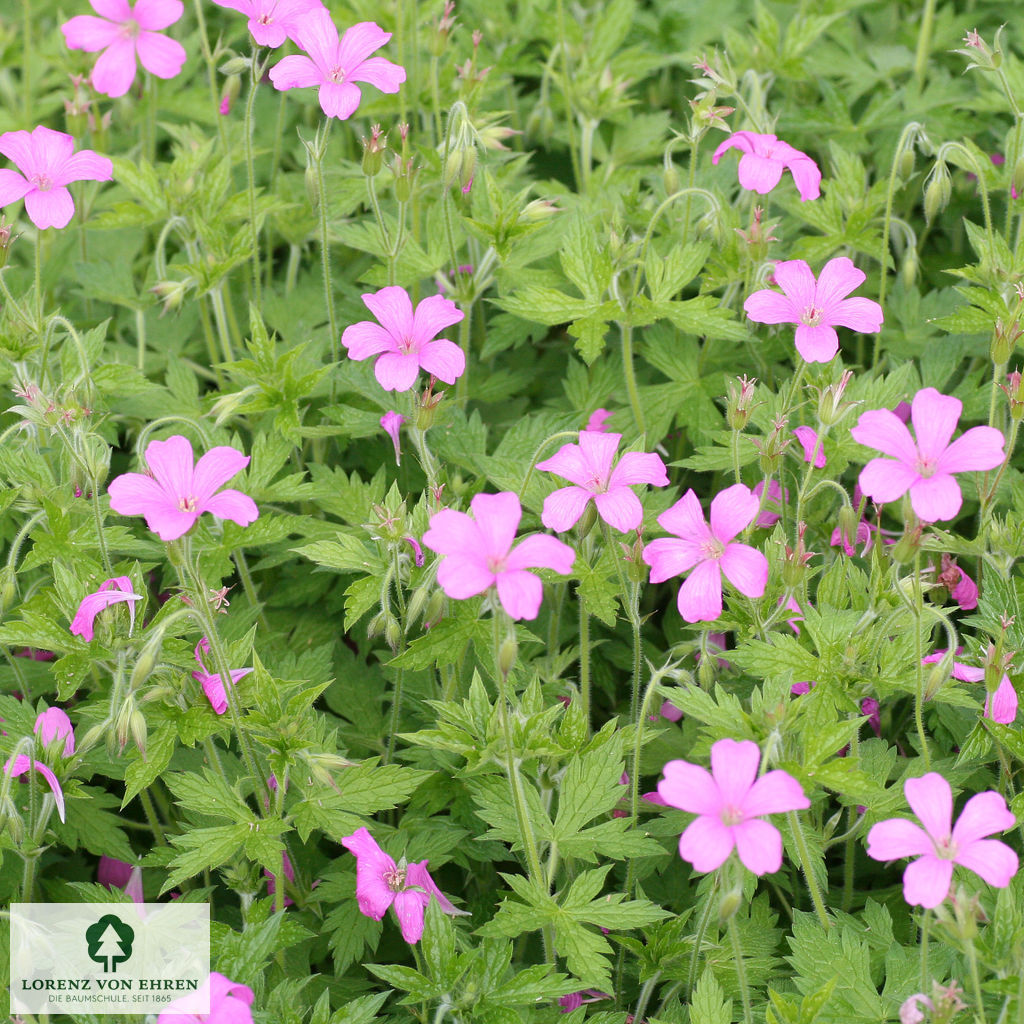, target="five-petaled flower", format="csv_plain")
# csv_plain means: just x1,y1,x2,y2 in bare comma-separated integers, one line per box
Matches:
3,707,76,823
643,484,768,623
867,772,1018,908
0,126,113,230
712,131,821,201
851,387,1005,522
658,738,810,875
342,286,465,392
192,638,253,716
744,257,884,364
536,430,668,533
422,492,576,620
210,0,323,48
108,435,259,541
70,576,143,642
341,826,467,943
61,0,188,99
269,11,406,119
